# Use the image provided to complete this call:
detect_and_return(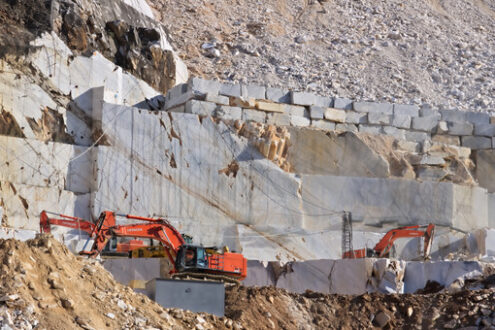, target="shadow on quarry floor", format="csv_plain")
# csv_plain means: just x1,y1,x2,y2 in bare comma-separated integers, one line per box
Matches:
430,236,466,260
